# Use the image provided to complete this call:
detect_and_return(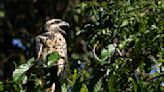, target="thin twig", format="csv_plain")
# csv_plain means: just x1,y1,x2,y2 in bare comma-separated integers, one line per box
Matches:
113,43,123,57
93,41,104,61
146,73,164,82
93,41,123,61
